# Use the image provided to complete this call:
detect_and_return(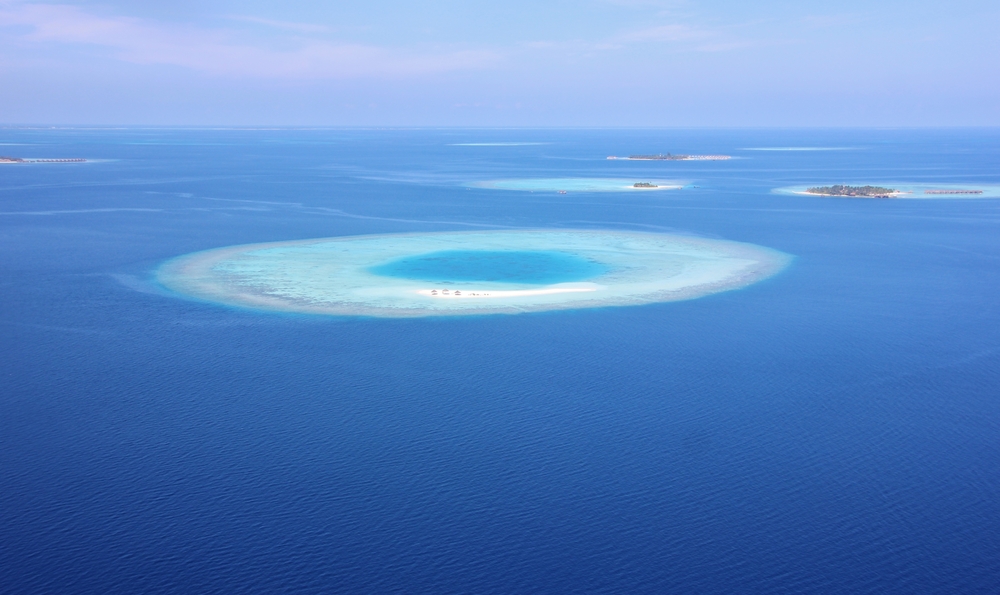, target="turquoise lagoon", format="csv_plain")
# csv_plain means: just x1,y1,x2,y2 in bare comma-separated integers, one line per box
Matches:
369,250,608,284
158,230,789,317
